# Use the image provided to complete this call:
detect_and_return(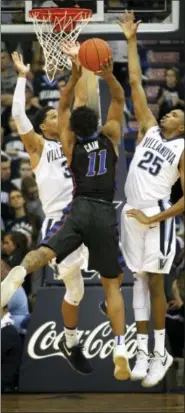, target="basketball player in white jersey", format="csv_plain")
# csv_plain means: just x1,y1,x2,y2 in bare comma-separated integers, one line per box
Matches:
118,11,184,387
7,52,92,374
